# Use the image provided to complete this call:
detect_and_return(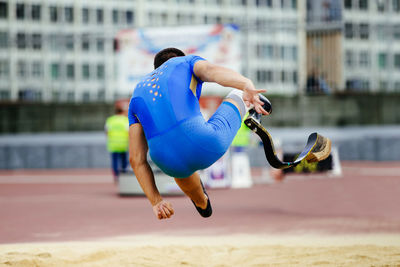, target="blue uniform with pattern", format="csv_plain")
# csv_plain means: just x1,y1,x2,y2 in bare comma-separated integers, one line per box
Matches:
128,55,241,178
